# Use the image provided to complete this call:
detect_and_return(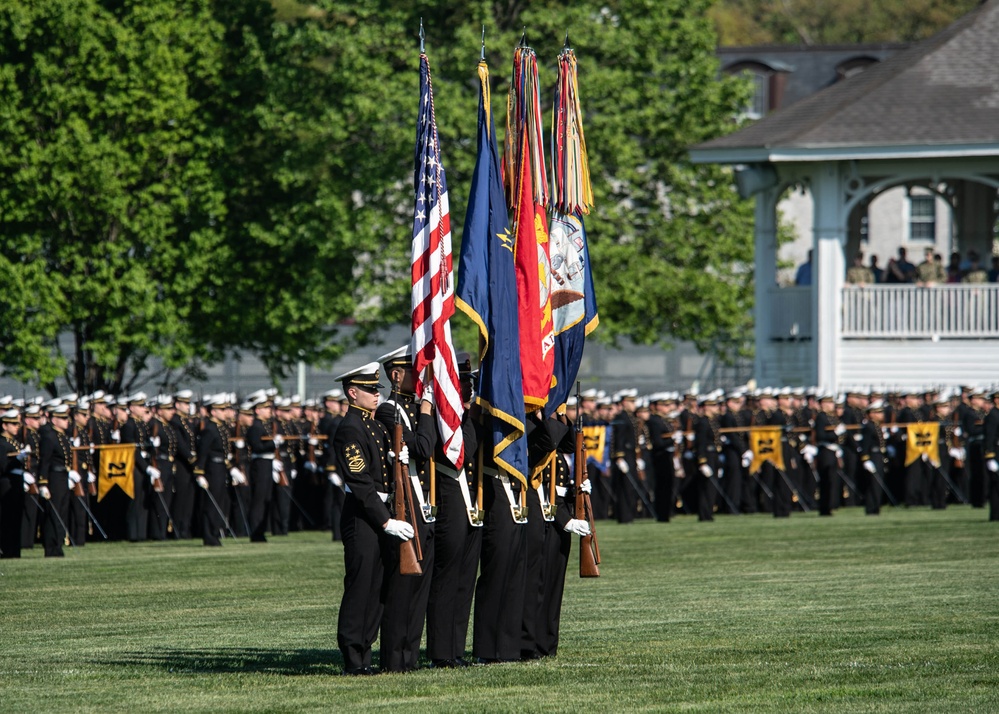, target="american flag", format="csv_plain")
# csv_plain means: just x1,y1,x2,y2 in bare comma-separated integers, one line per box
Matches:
410,53,464,470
